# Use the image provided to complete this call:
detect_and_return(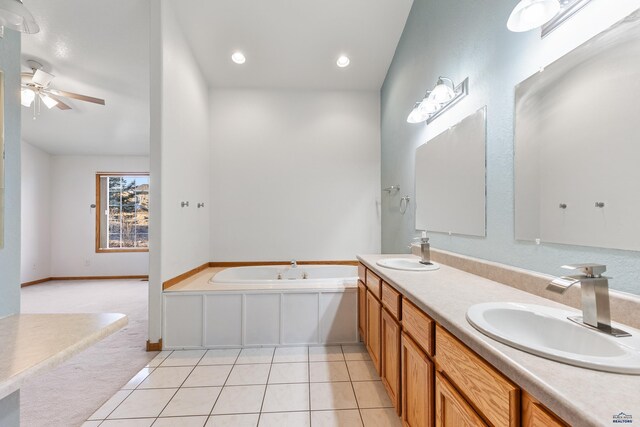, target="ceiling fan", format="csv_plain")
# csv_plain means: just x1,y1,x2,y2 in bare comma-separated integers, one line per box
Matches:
21,60,105,116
